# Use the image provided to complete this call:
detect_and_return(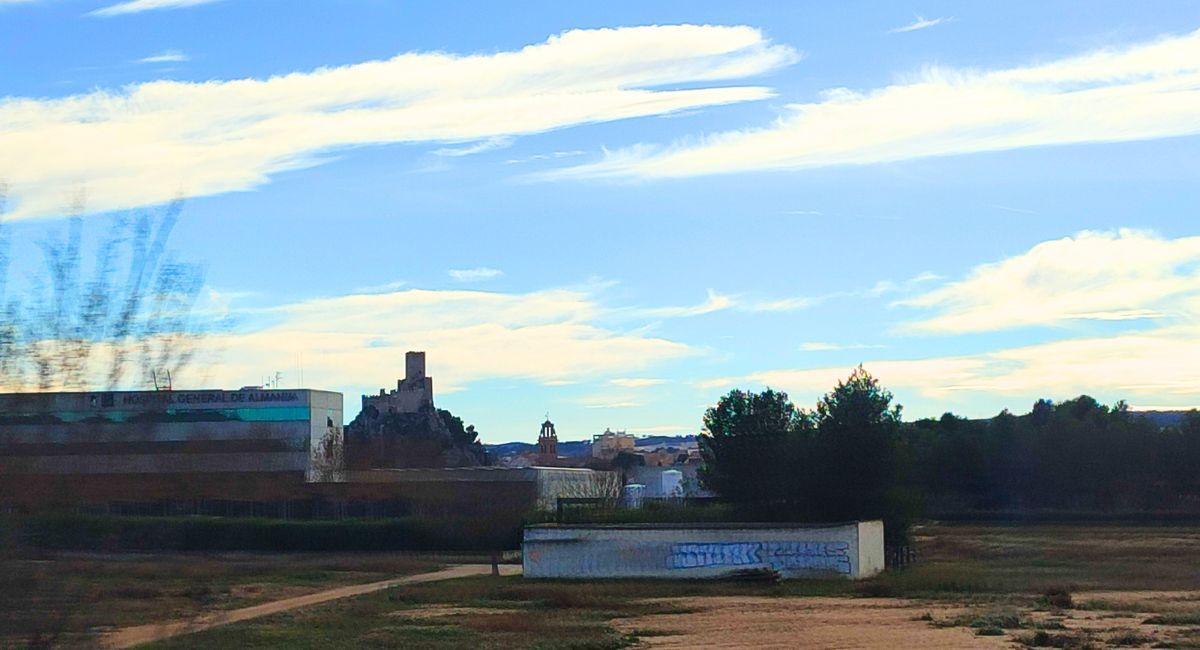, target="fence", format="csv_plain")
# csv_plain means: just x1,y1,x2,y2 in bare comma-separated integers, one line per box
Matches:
885,544,917,569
